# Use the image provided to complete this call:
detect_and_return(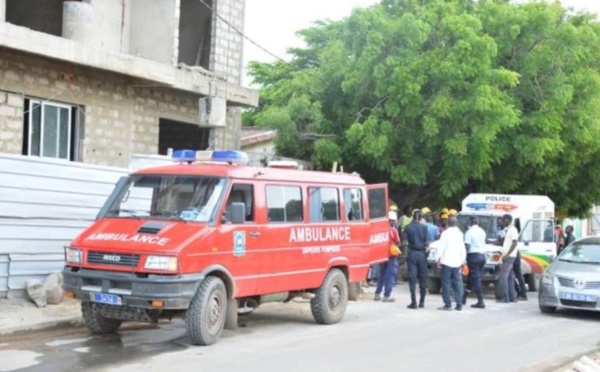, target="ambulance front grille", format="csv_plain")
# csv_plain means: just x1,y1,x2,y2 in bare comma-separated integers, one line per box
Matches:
87,252,141,267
